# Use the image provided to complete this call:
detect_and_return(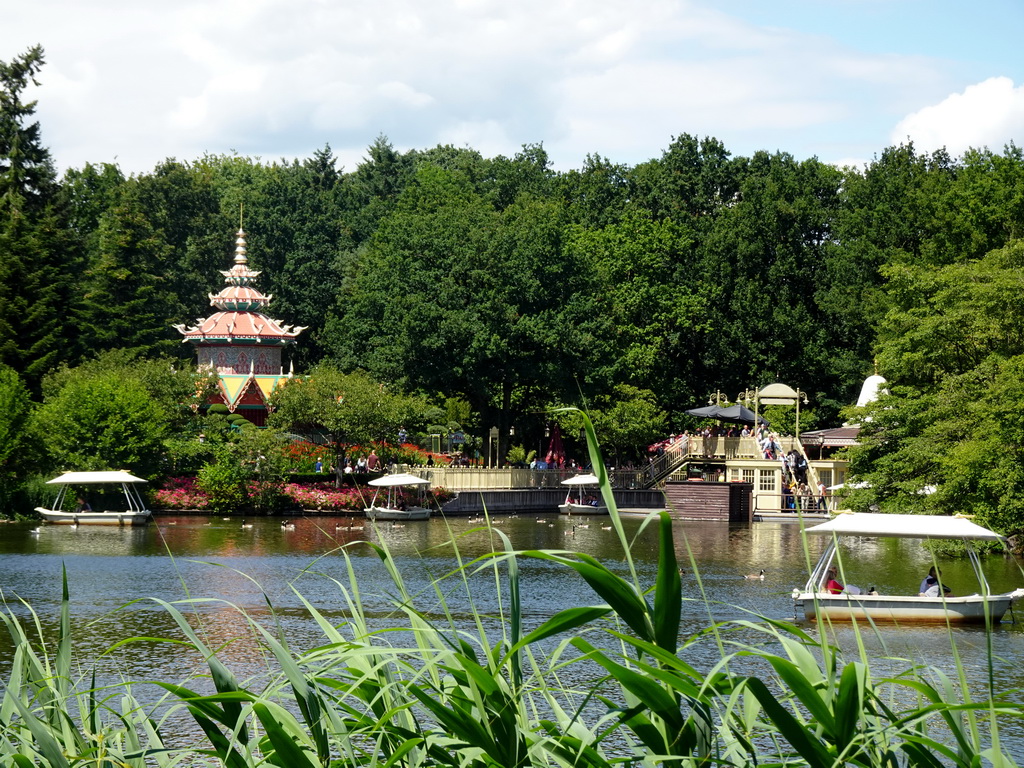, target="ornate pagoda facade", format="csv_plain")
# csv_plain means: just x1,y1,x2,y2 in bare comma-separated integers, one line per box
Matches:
174,228,306,425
